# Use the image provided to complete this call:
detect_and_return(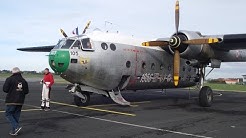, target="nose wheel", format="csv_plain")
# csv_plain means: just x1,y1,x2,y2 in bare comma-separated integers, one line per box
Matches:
74,92,90,106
